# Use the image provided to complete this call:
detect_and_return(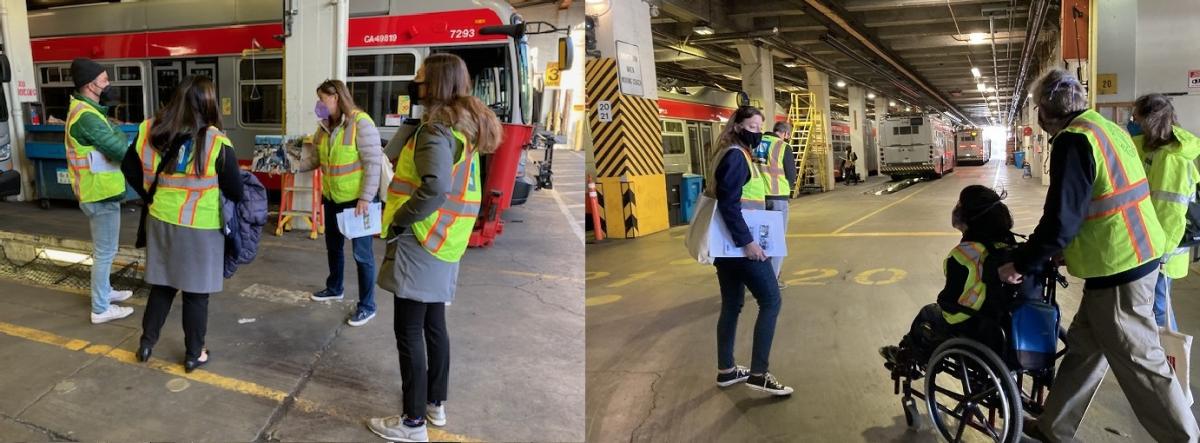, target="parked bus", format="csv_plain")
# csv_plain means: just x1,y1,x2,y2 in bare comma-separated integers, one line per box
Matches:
27,0,534,200
955,128,991,165
879,114,955,179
